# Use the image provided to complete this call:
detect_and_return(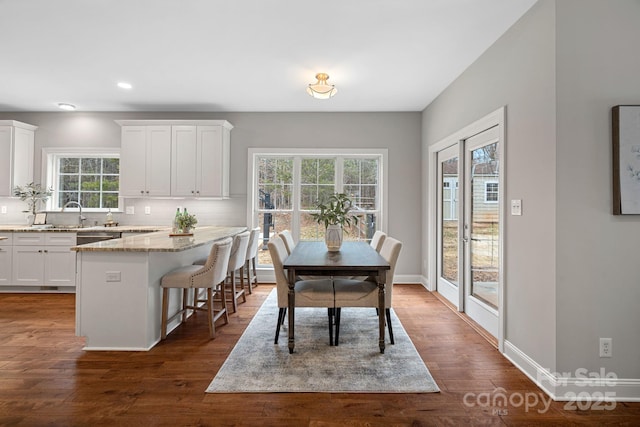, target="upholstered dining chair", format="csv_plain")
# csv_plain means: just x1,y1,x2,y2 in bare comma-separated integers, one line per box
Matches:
279,229,296,255
160,237,232,340
332,236,402,346
243,227,261,294
268,235,336,346
369,230,387,252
